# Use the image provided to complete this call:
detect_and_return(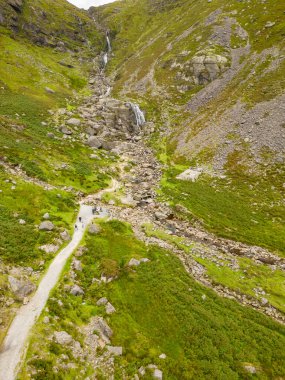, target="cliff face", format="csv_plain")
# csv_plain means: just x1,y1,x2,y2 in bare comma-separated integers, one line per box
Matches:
0,0,101,49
